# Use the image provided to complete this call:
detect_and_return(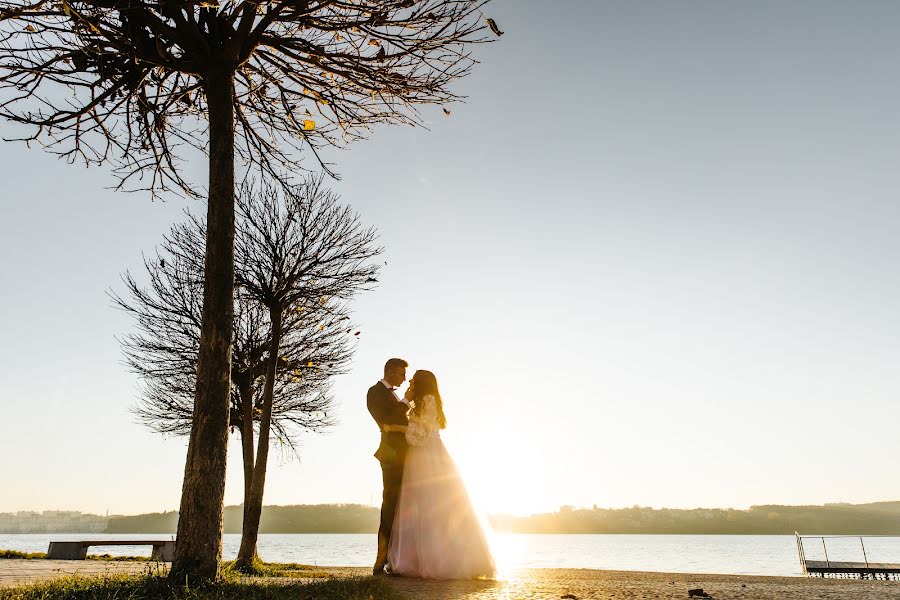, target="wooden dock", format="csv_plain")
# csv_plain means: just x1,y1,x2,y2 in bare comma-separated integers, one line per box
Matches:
796,532,900,580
